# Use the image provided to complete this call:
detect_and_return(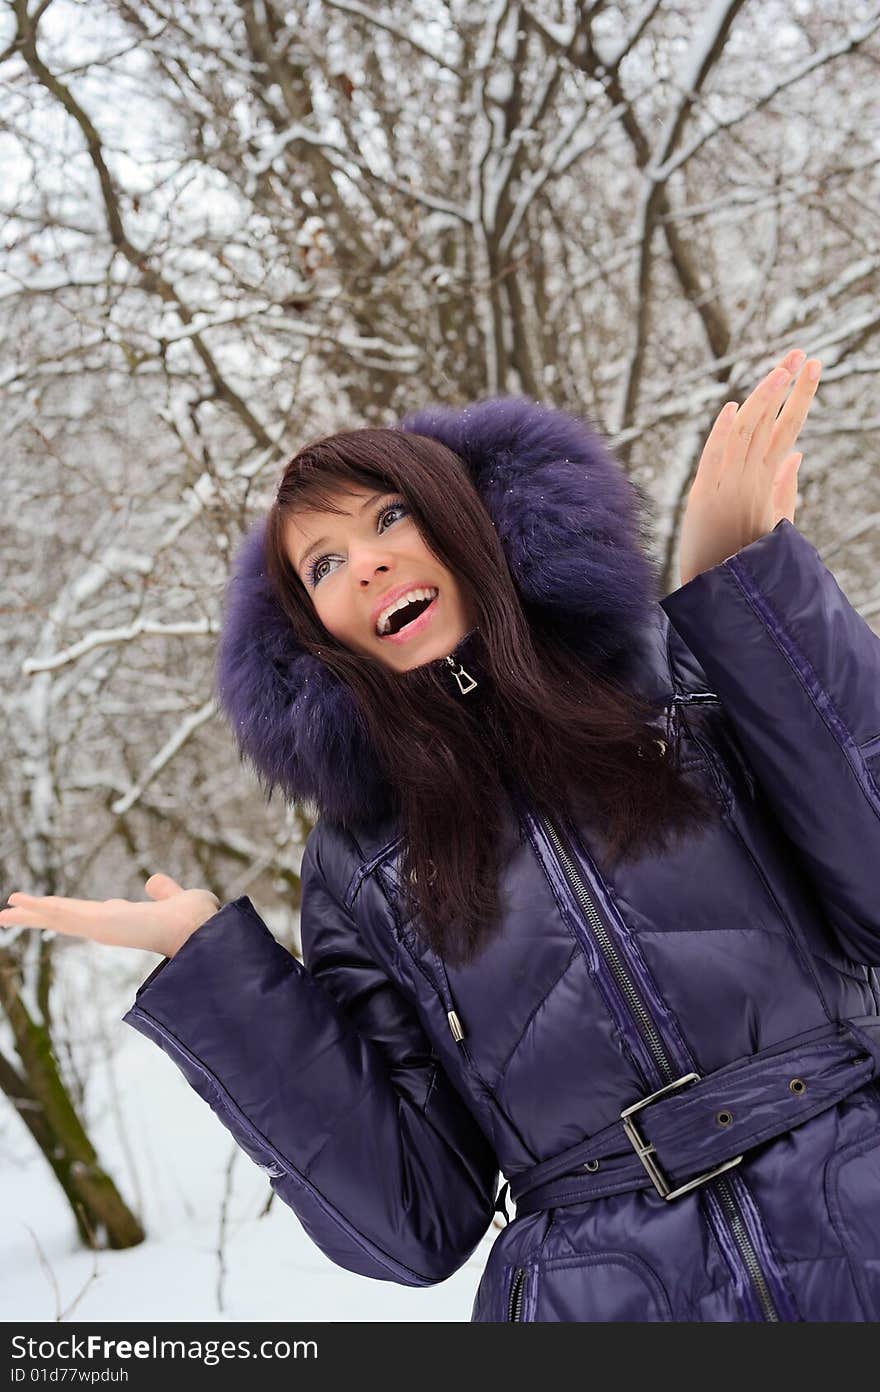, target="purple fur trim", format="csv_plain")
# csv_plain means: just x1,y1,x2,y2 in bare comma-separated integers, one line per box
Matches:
215,396,660,827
